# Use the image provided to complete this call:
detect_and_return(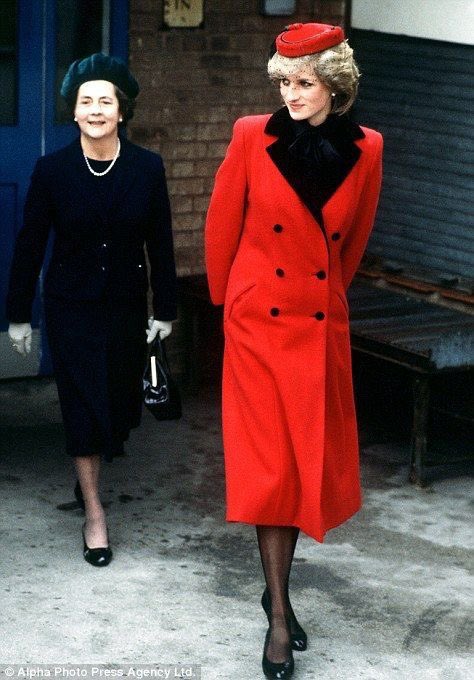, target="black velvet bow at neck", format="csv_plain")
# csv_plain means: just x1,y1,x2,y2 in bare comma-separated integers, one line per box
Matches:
265,107,365,226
